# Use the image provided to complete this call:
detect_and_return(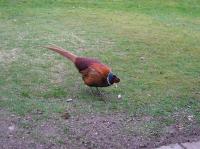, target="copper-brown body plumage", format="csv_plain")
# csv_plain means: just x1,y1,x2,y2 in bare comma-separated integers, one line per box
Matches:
43,45,120,87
